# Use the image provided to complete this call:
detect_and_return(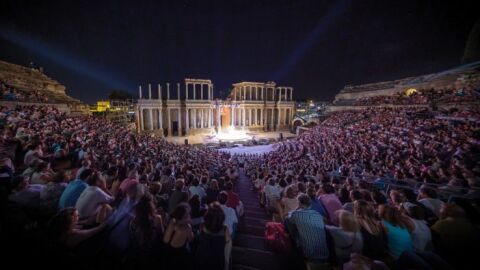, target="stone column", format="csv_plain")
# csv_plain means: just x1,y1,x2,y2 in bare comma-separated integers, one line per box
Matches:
185,108,189,134
139,108,144,131
249,108,252,126
177,83,180,101
166,83,170,100
200,108,204,128
260,108,263,127
242,108,245,127
249,87,252,100
167,109,171,136
139,85,142,99
271,108,274,130
231,106,234,126
193,84,196,100
178,108,182,136
193,109,197,129
272,88,276,101
208,108,212,128
290,88,293,101
159,108,163,129
200,84,203,100
158,84,162,100
277,108,281,127
185,83,189,100
149,108,153,130
279,88,282,102
208,85,211,100
148,84,152,99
